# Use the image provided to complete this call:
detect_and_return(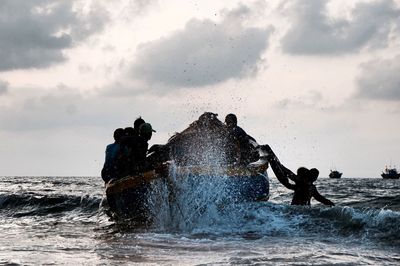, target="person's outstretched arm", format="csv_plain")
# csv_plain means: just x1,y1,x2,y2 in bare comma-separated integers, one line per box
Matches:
262,144,296,189
268,156,295,190
278,164,298,182
261,145,296,179
312,186,335,206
